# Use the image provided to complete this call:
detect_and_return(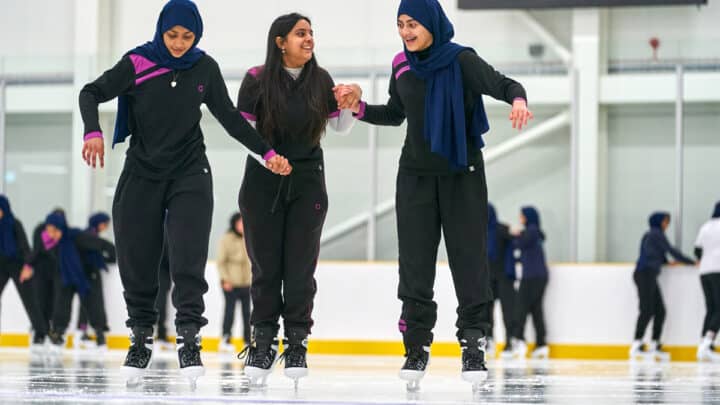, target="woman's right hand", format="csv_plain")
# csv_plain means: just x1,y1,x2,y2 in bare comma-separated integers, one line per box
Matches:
266,155,293,176
82,138,105,169
222,281,233,292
